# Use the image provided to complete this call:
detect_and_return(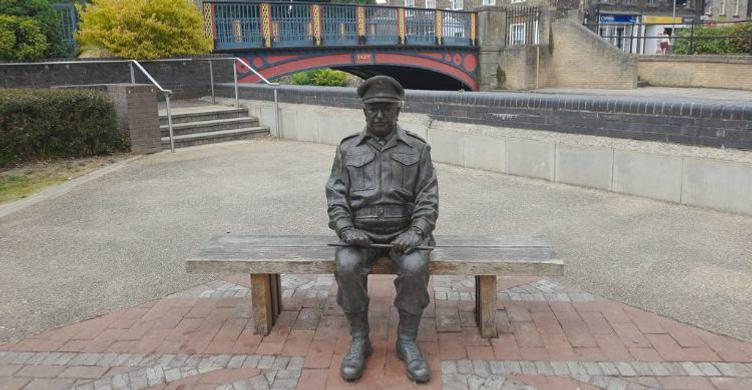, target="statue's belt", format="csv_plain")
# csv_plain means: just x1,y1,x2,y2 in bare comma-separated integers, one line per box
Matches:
352,205,413,219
